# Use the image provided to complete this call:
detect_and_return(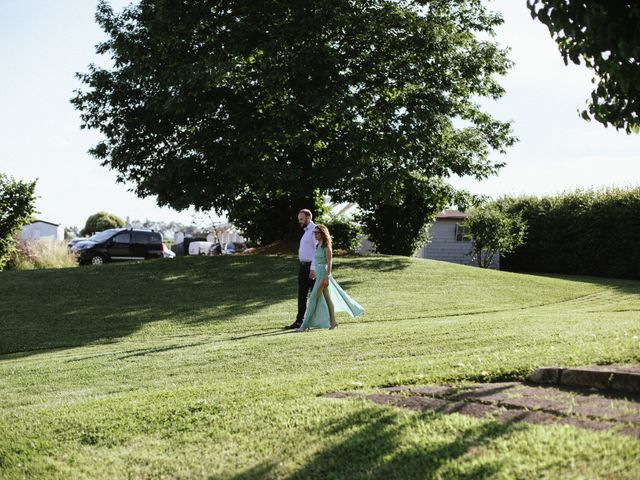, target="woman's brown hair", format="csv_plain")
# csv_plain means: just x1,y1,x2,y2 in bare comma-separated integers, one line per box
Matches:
314,224,332,249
